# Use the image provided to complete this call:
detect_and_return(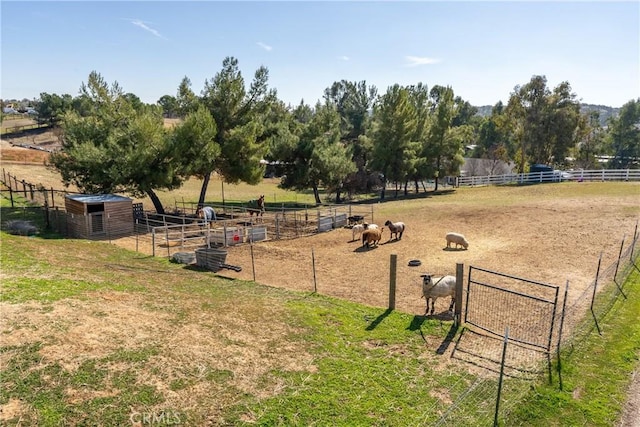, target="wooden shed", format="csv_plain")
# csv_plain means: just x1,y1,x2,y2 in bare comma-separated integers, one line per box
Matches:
65,194,134,239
